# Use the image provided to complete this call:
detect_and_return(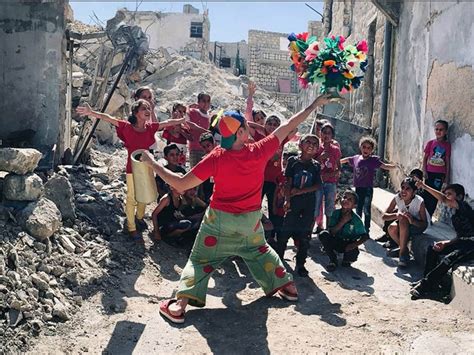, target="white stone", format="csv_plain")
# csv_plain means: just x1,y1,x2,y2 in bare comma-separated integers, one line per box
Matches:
58,234,75,253
72,72,84,88
0,148,42,174
3,173,43,201
19,198,62,241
